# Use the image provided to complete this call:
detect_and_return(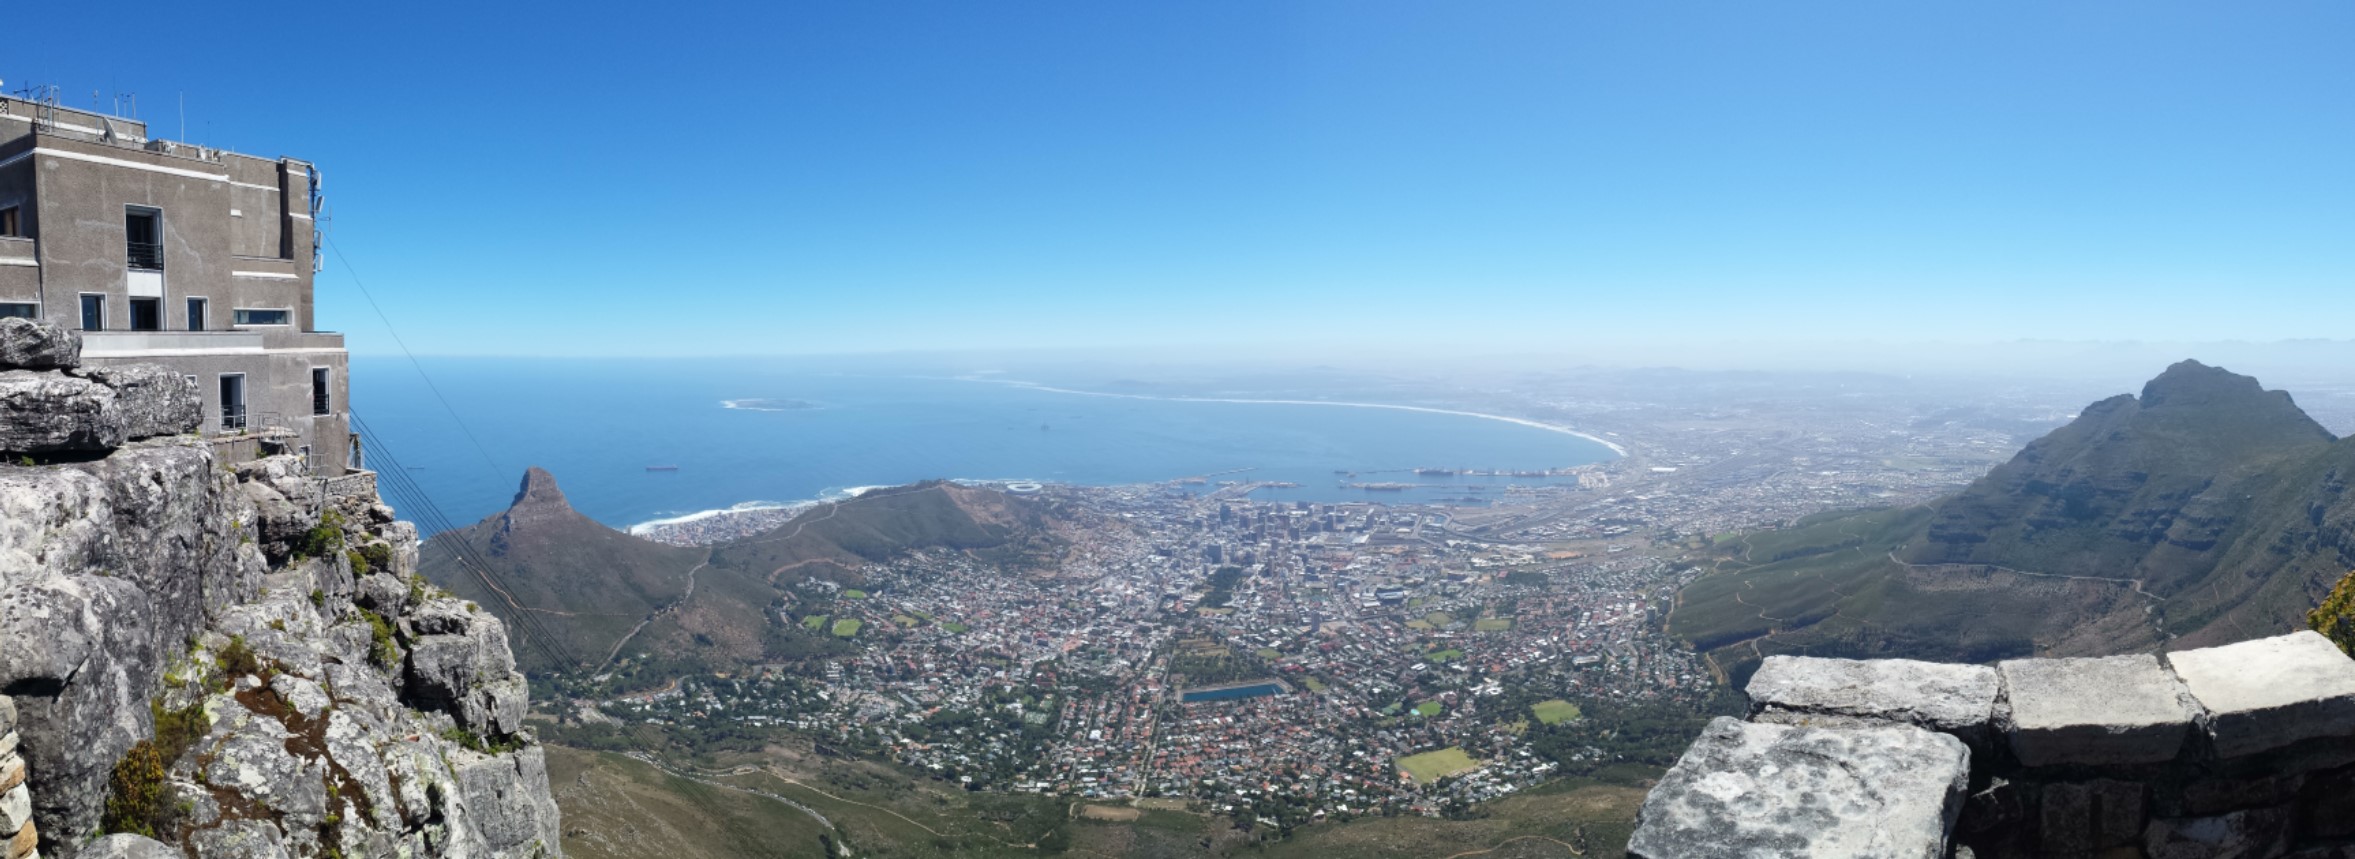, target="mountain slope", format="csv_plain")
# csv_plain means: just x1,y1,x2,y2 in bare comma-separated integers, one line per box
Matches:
422,468,711,672
1671,361,2355,683
424,474,1058,677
